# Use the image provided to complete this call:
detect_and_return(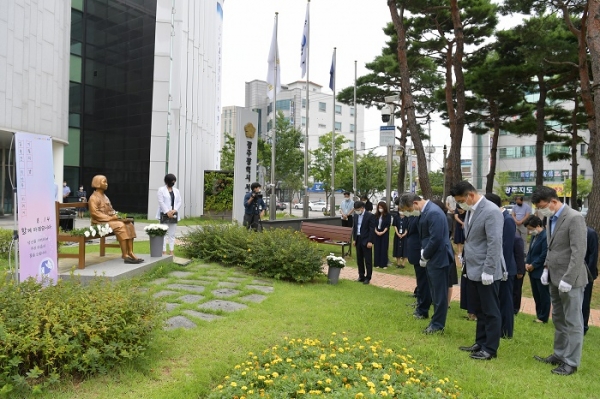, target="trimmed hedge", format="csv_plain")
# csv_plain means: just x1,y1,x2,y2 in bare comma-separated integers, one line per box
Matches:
180,224,324,283
0,275,163,395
